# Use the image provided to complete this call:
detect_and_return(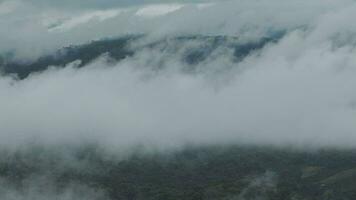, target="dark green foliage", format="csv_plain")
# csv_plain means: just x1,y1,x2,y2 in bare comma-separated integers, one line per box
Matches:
0,144,356,200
